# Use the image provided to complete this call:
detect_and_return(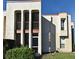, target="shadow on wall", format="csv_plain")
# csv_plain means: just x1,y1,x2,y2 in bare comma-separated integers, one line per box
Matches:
42,16,56,53
71,28,75,52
